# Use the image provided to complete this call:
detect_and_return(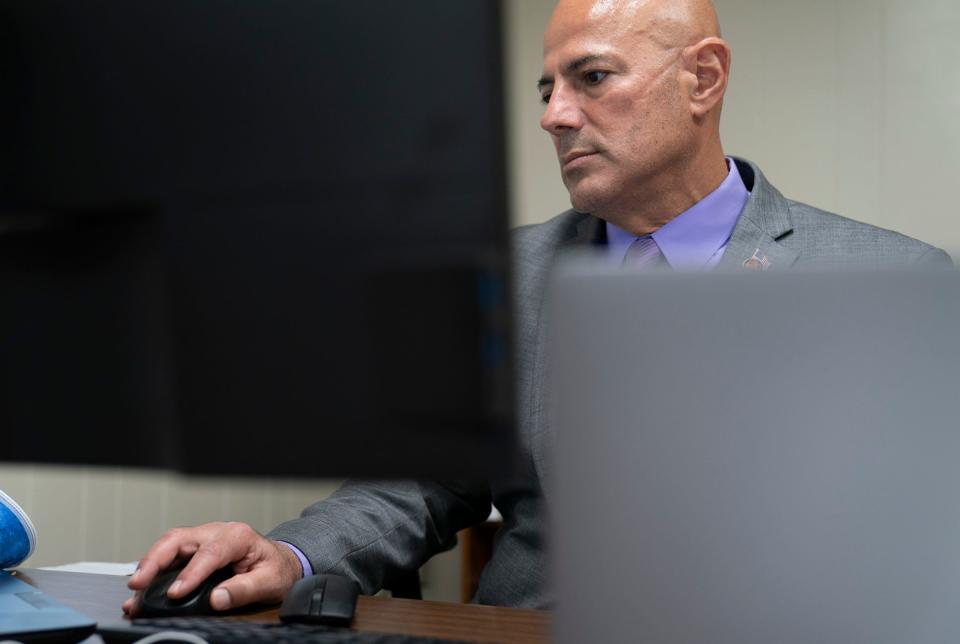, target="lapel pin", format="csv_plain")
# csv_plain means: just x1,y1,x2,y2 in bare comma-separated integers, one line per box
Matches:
743,248,772,271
